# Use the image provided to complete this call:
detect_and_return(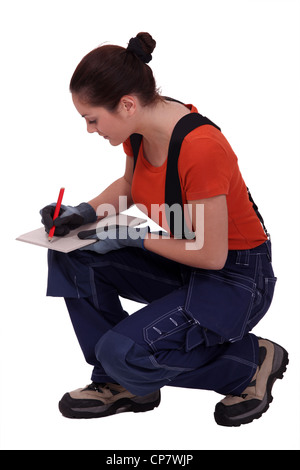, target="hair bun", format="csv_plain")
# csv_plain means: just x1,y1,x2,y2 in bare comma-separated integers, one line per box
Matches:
136,32,156,55
127,32,156,64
